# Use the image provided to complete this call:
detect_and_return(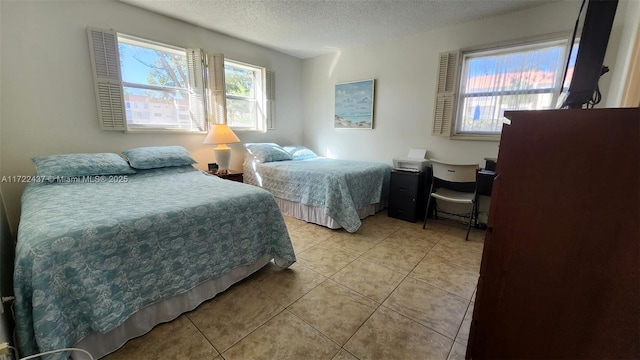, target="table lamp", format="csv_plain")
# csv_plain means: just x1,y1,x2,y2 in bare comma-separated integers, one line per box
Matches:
203,124,240,174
